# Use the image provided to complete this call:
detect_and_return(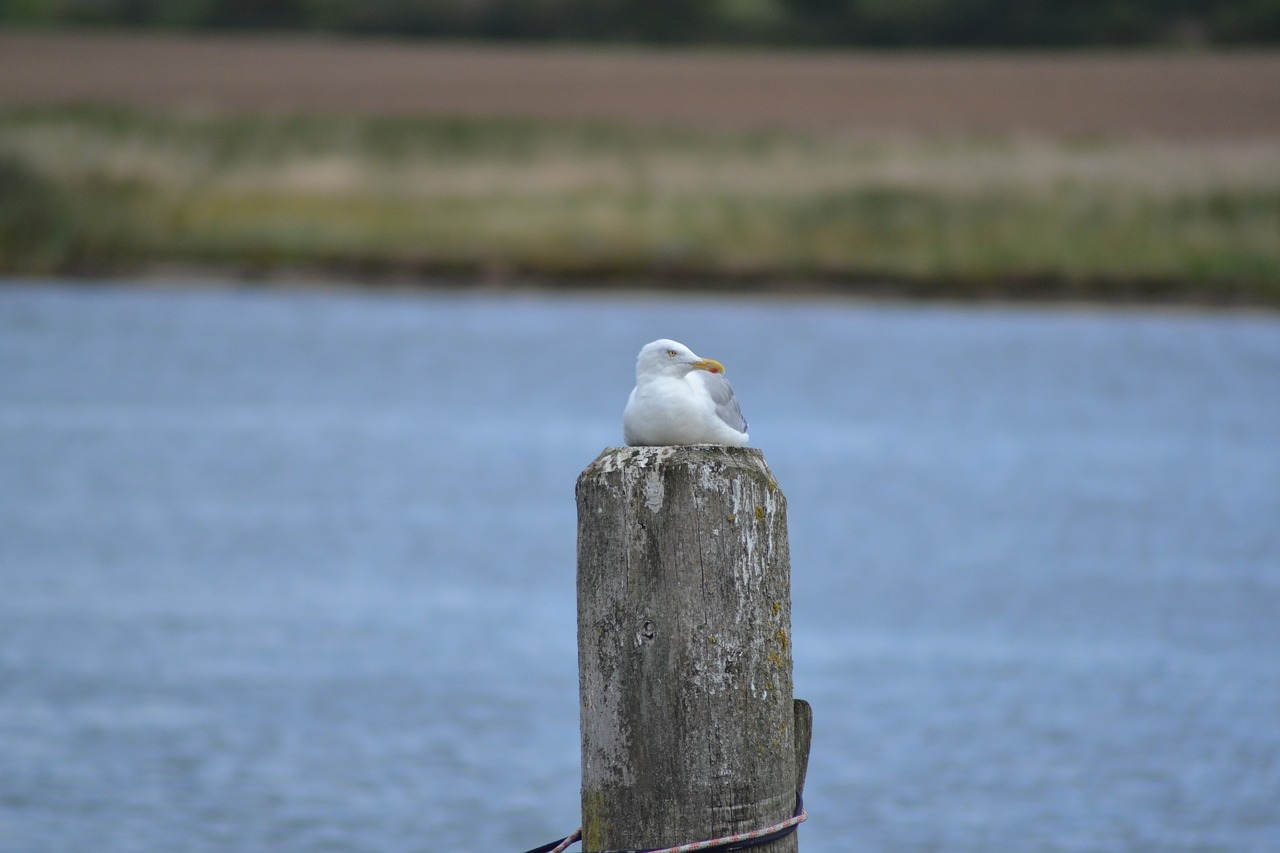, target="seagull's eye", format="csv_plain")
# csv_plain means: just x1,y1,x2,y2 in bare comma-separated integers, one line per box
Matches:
666,349,678,357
